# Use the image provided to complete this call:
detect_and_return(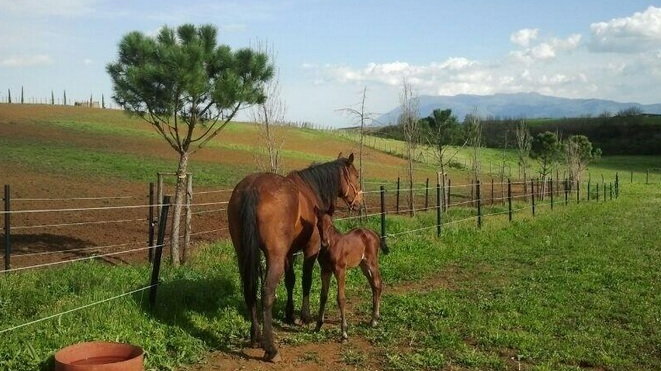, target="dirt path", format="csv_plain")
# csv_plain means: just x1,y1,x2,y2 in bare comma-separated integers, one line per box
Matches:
184,267,467,371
